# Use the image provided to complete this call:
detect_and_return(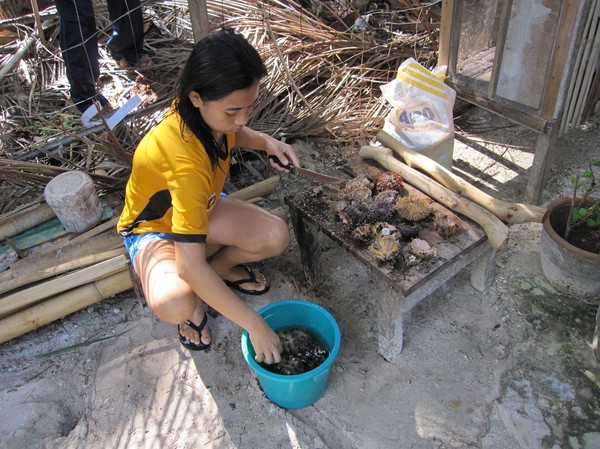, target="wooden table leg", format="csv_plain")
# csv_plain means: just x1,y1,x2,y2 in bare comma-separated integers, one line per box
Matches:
469,241,497,292
593,305,600,361
377,284,404,362
376,239,496,361
288,205,324,287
